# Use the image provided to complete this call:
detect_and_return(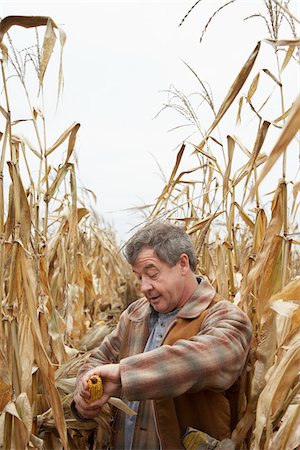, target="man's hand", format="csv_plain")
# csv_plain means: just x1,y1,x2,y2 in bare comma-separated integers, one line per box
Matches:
73,364,121,419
